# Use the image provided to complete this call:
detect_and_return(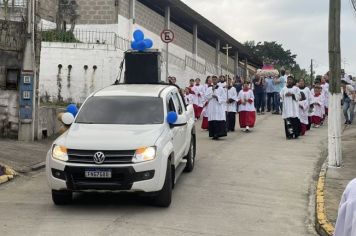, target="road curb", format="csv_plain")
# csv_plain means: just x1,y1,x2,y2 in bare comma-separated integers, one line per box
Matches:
315,161,334,236
0,165,16,185
31,162,46,171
